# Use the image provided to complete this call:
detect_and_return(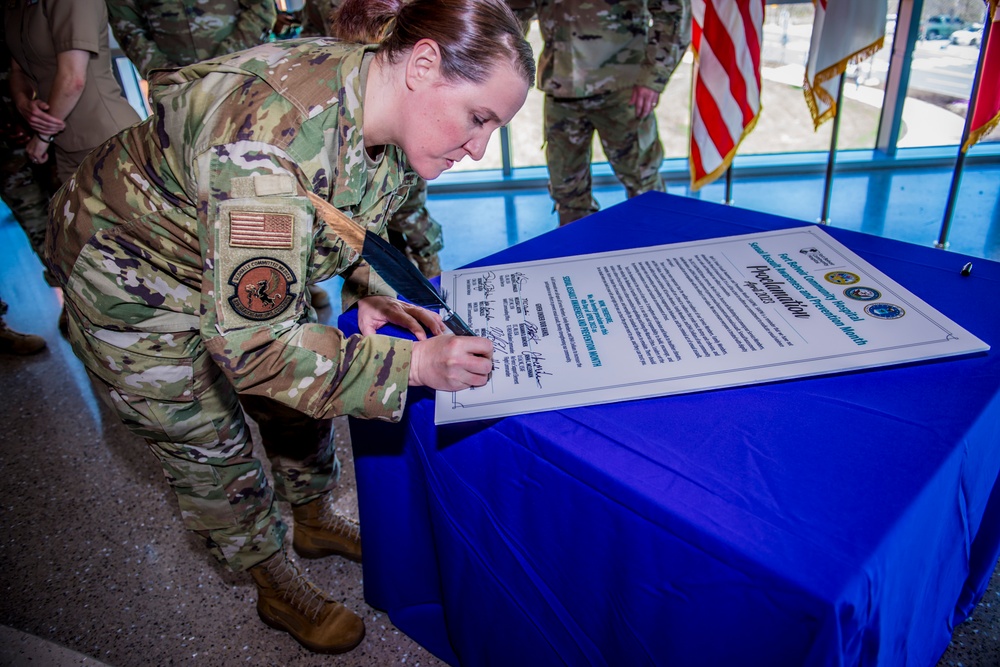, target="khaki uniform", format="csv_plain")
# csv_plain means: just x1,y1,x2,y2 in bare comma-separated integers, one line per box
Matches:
106,0,276,78
4,0,141,184
46,40,415,571
529,0,690,225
